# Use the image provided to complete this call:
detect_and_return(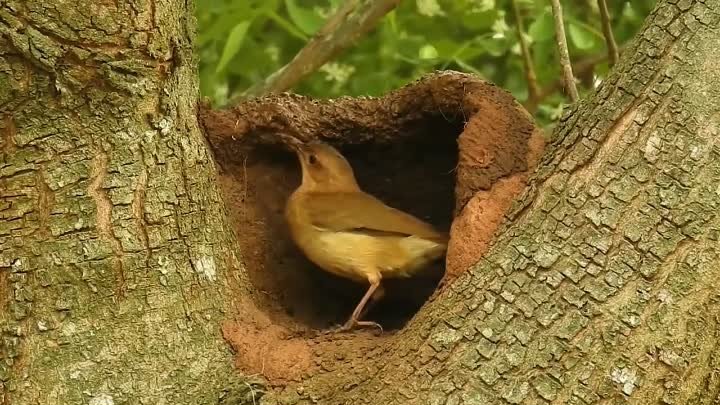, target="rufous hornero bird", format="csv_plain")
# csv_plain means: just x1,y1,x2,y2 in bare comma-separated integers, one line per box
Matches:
283,138,448,332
